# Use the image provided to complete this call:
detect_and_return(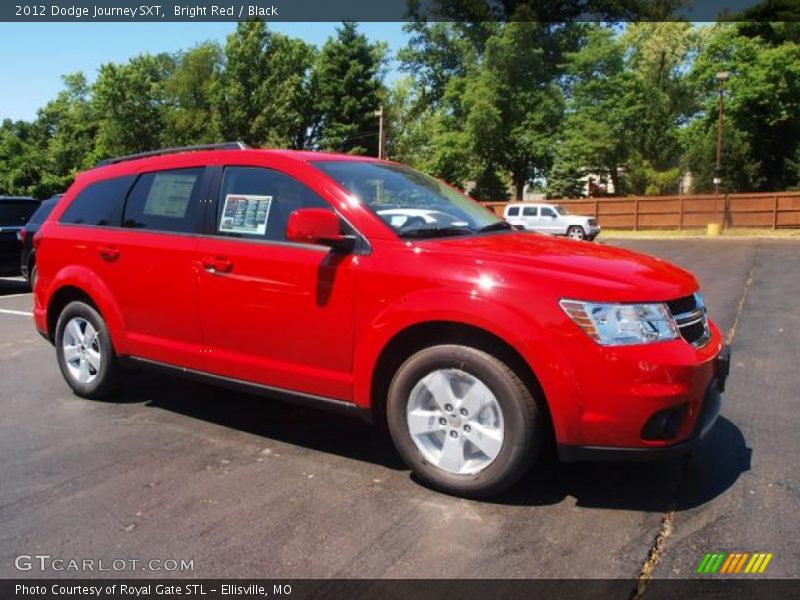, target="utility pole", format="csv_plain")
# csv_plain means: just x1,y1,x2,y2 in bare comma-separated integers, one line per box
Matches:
714,71,730,195
374,106,385,160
